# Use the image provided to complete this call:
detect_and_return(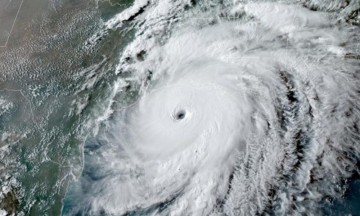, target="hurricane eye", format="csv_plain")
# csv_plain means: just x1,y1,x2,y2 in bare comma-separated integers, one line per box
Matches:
174,110,186,120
